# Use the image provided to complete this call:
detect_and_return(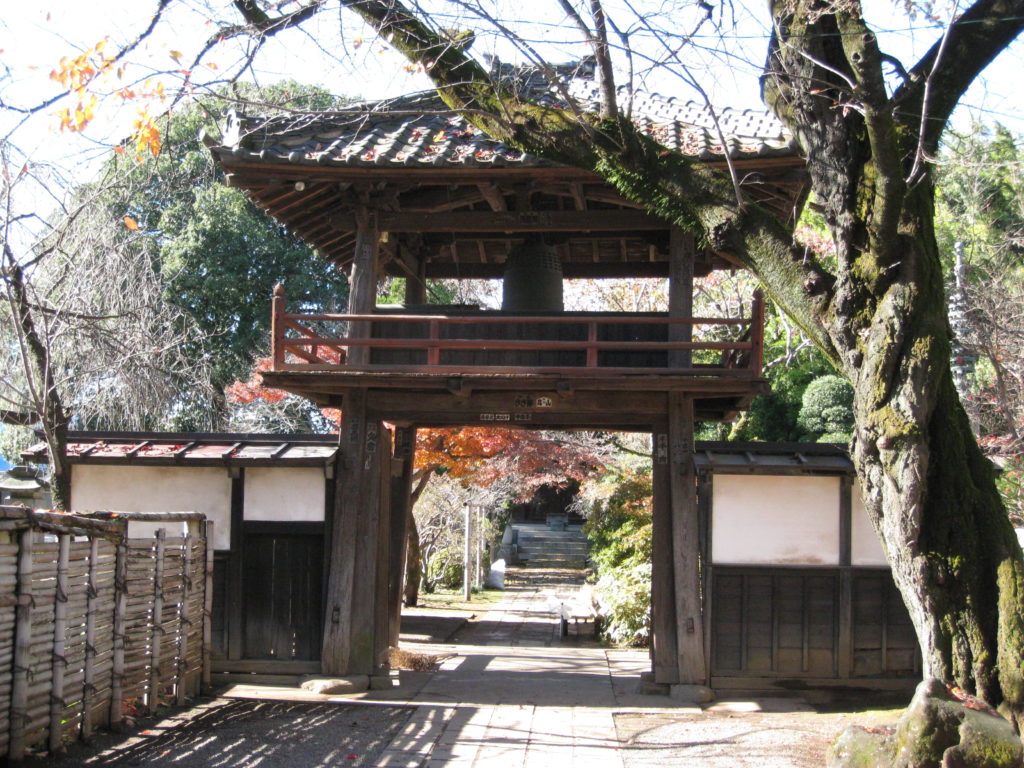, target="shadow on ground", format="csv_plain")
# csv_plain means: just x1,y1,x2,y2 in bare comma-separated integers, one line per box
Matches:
43,699,414,768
